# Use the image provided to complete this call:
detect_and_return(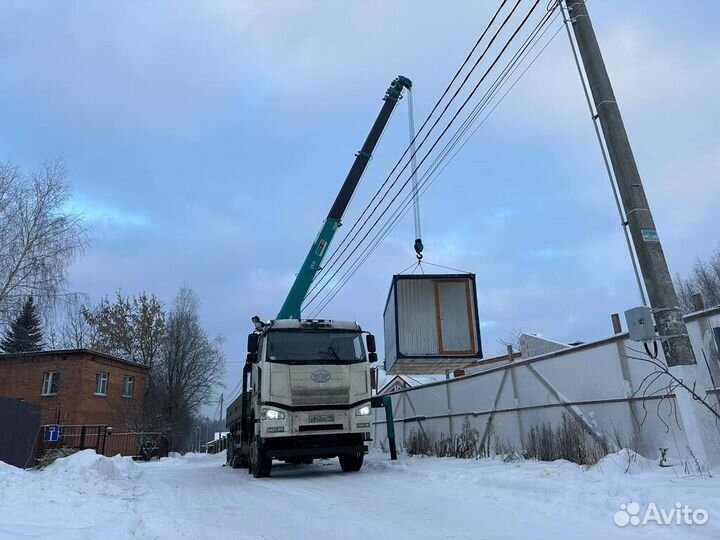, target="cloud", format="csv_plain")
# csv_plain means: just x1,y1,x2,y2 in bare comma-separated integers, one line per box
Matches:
64,198,148,231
